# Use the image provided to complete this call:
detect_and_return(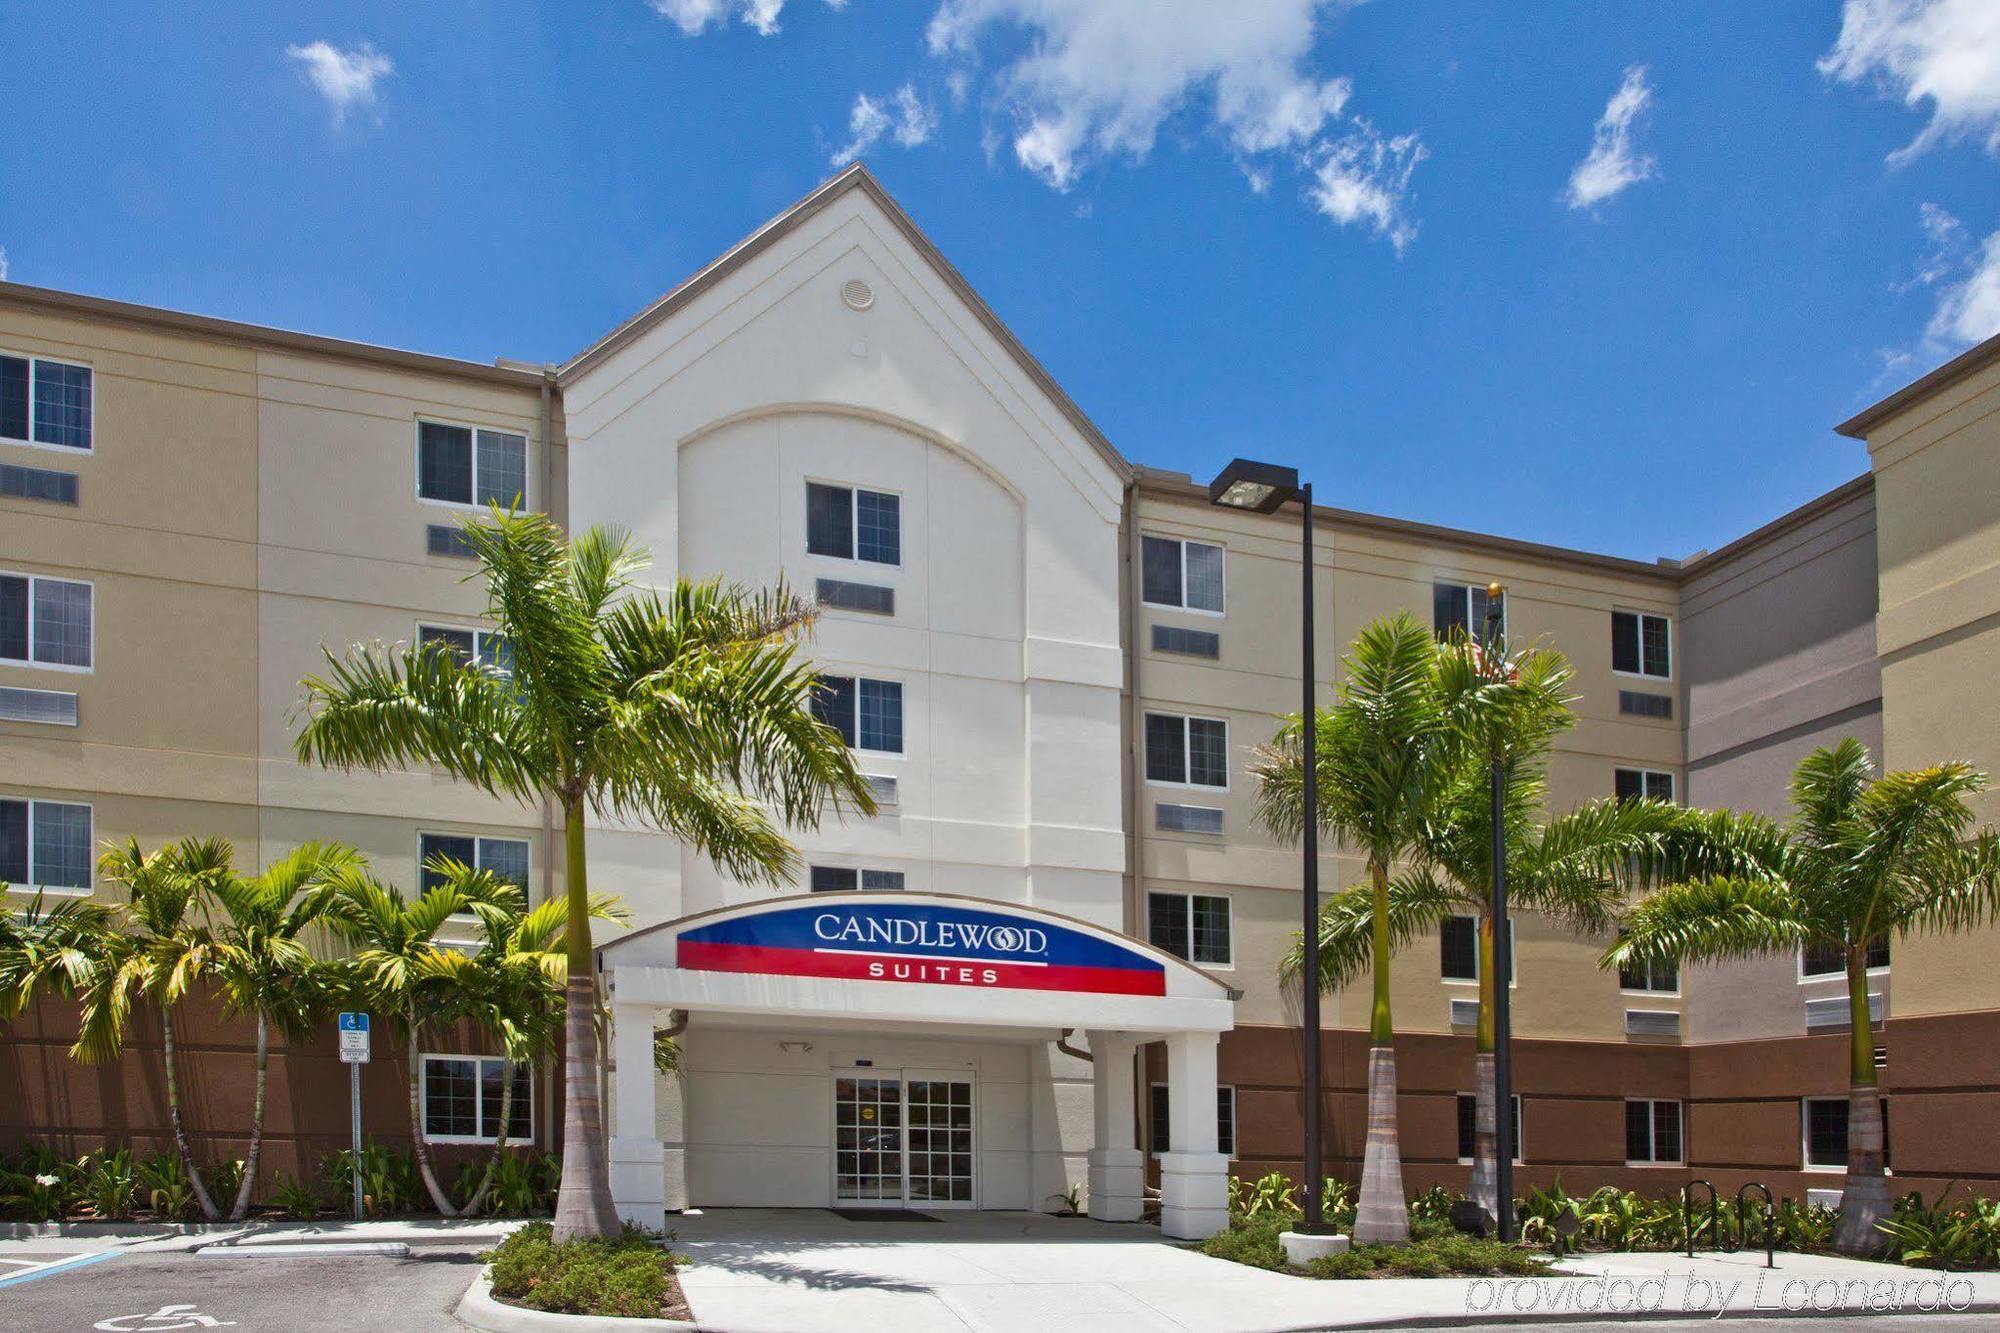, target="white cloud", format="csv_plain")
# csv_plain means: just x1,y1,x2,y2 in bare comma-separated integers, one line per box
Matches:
648,0,841,37
1306,120,1426,254
1909,204,2000,347
0,248,8,283
1564,65,1657,210
285,40,394,126
831,84,938,166
1819,0,2000,162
